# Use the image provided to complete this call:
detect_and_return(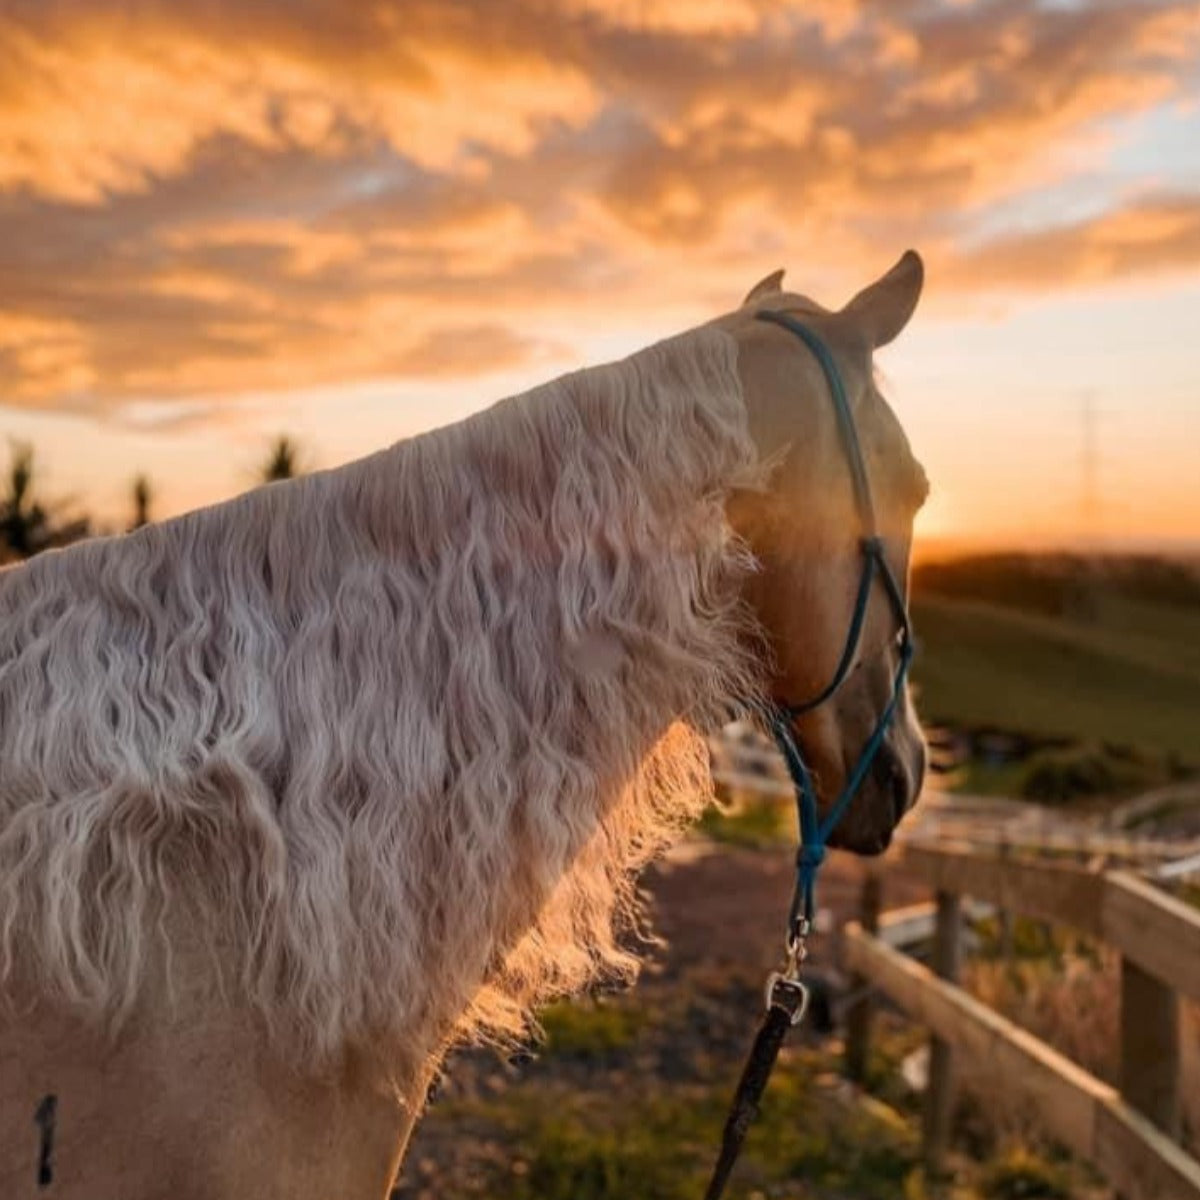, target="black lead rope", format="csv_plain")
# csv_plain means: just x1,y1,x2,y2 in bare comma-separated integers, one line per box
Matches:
700,311,913,1199
703,975,809,1200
